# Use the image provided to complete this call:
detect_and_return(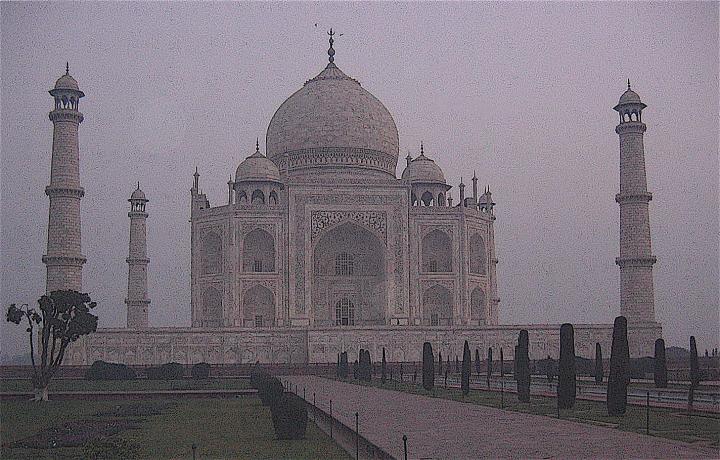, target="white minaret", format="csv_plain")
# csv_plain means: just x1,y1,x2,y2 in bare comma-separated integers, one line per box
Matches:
43,64,86,292
126,184,150,329
613,81,657,324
